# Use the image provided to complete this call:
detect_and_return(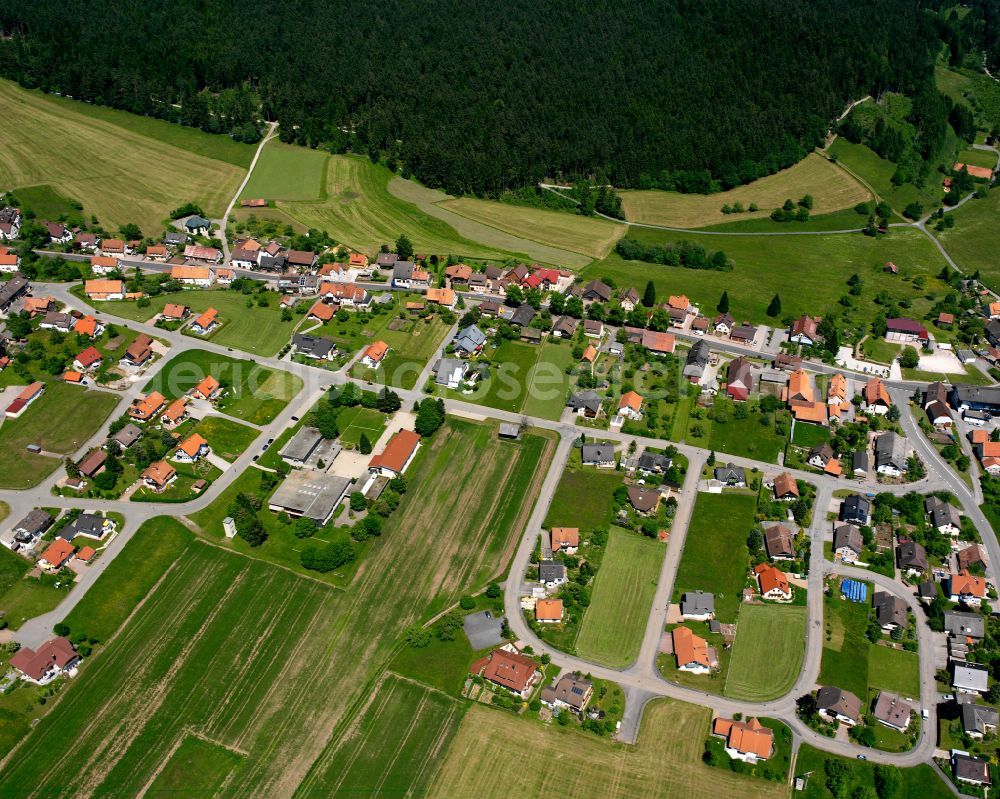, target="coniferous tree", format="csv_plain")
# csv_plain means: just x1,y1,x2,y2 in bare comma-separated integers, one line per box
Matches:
717,291,729,313
767,294,781,317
